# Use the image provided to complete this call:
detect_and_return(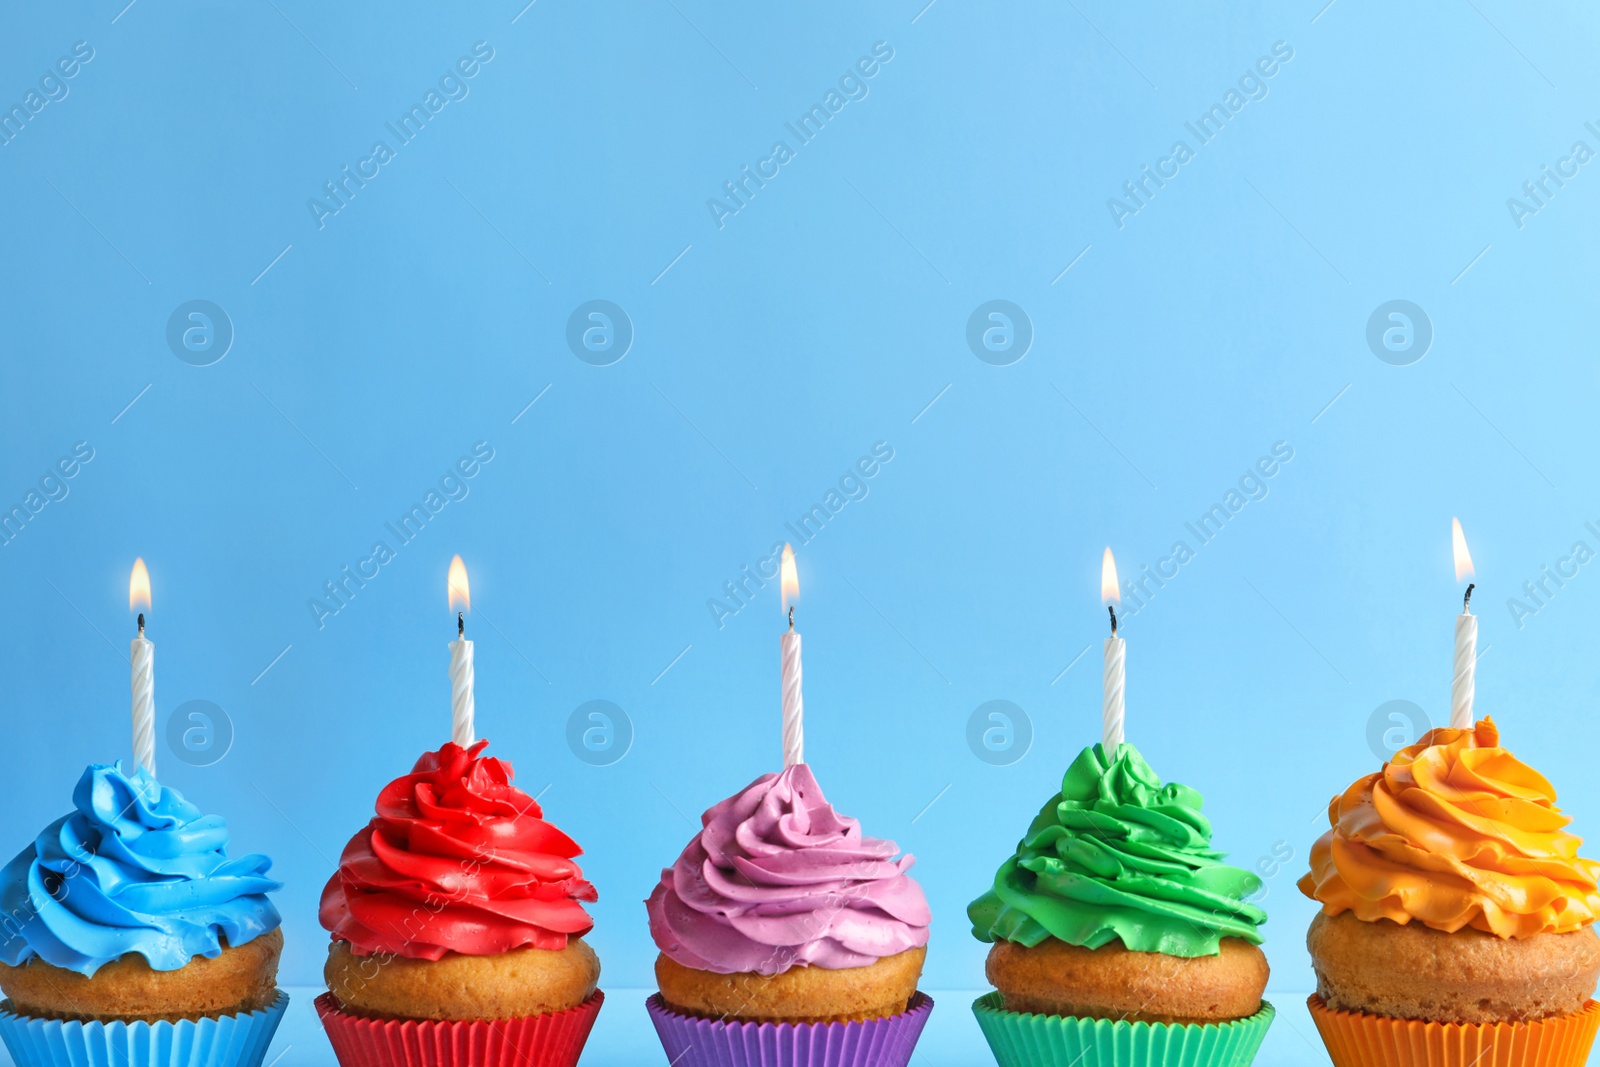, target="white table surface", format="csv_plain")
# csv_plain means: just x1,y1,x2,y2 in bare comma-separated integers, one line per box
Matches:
2,988,1357,1067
